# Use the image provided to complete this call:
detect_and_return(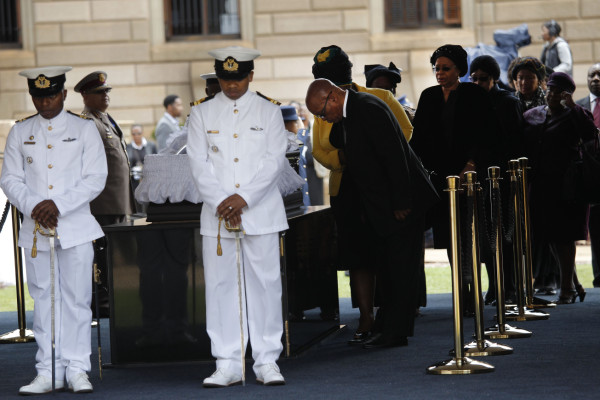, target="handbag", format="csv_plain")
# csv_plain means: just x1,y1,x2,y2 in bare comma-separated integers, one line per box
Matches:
564,133,600,205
